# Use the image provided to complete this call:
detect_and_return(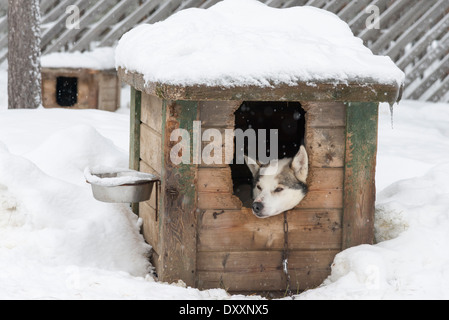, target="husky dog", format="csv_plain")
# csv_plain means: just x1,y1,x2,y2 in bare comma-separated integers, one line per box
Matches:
245,146,308,218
